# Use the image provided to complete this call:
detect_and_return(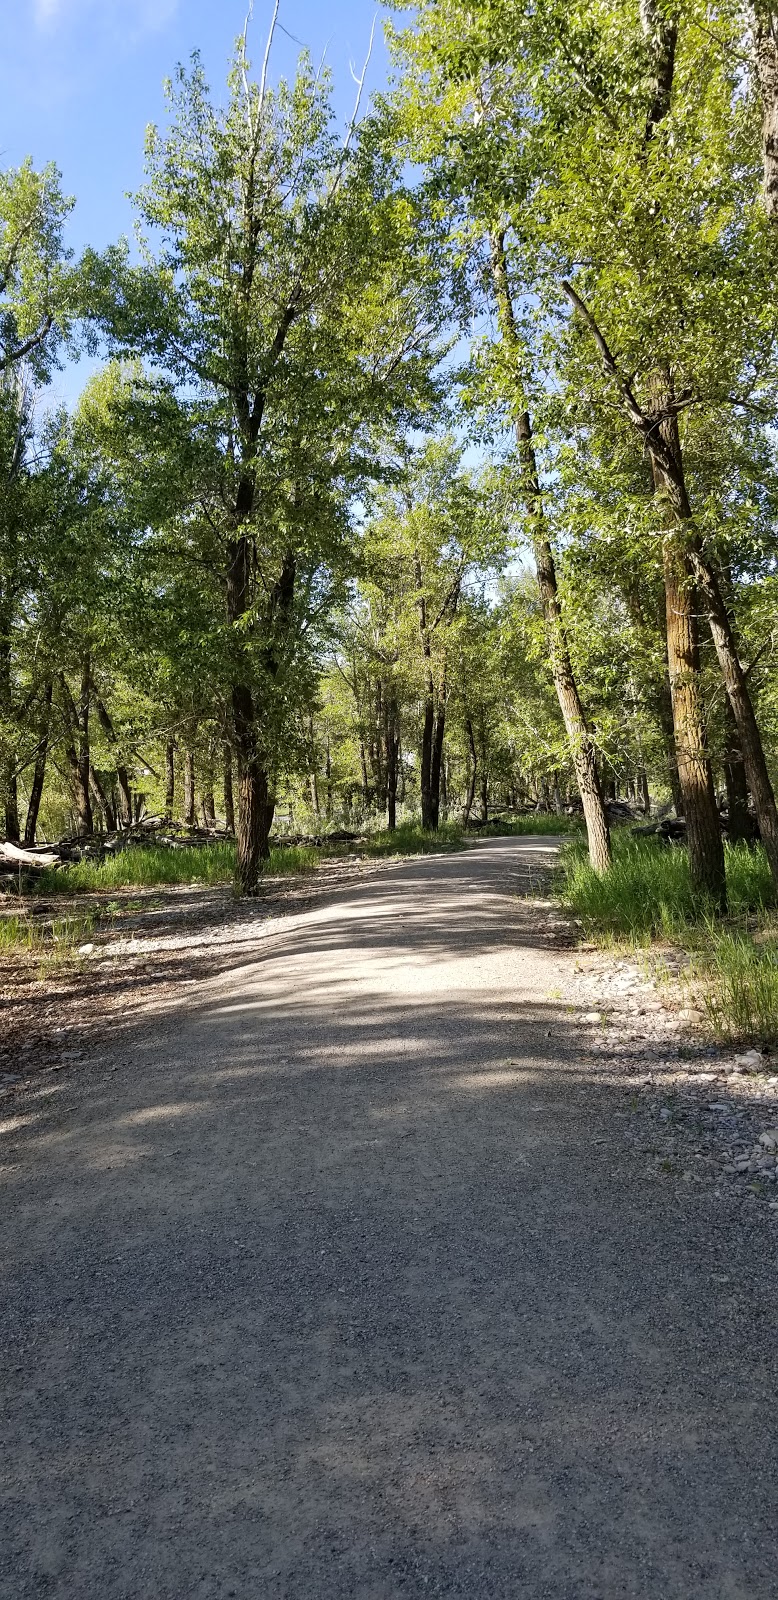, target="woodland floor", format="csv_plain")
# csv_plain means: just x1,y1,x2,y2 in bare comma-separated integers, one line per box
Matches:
1,836,777,1598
